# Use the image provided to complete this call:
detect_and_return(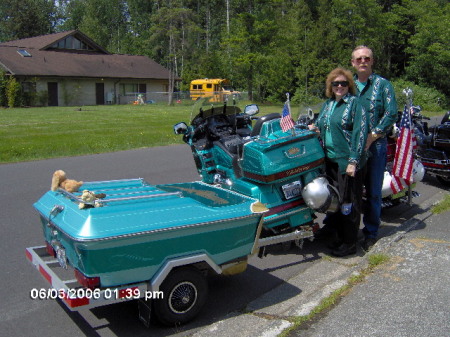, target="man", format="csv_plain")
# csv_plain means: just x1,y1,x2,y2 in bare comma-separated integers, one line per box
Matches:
351,46,398,251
